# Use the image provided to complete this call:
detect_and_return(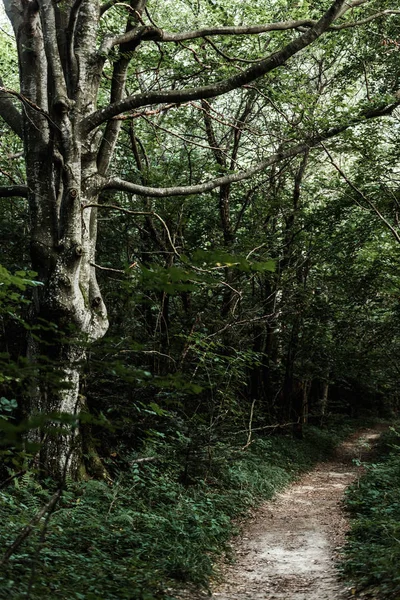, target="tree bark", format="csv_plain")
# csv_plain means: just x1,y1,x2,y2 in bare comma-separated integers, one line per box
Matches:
3,0,108,479
320,380,330,424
